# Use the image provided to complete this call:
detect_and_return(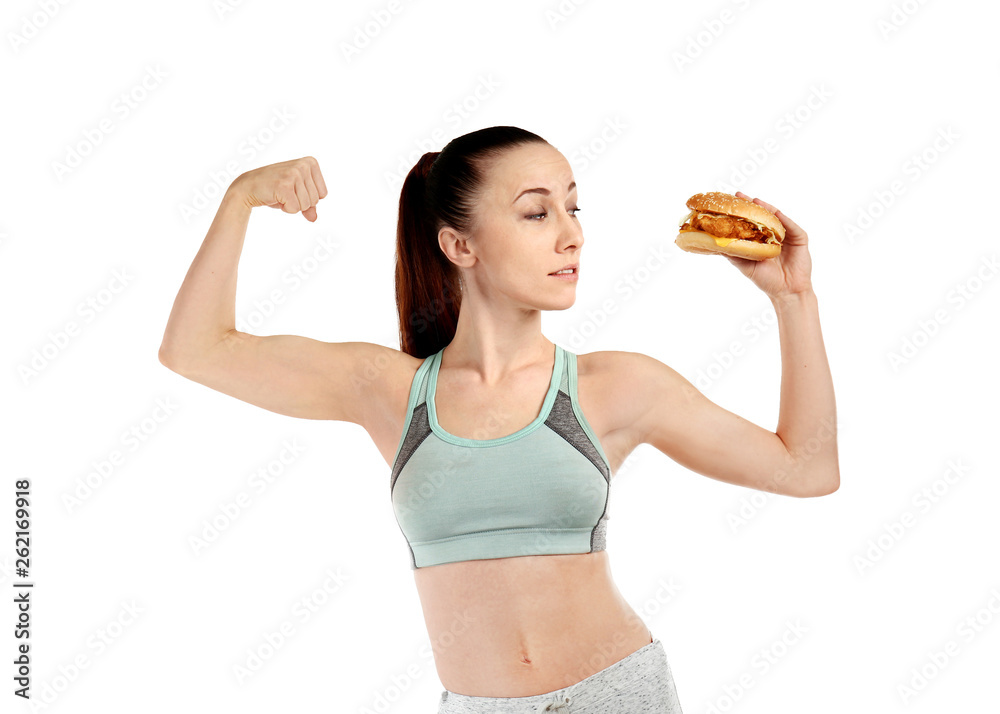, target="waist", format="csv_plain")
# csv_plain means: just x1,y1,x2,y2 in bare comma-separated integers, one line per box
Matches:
414,552,653,697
